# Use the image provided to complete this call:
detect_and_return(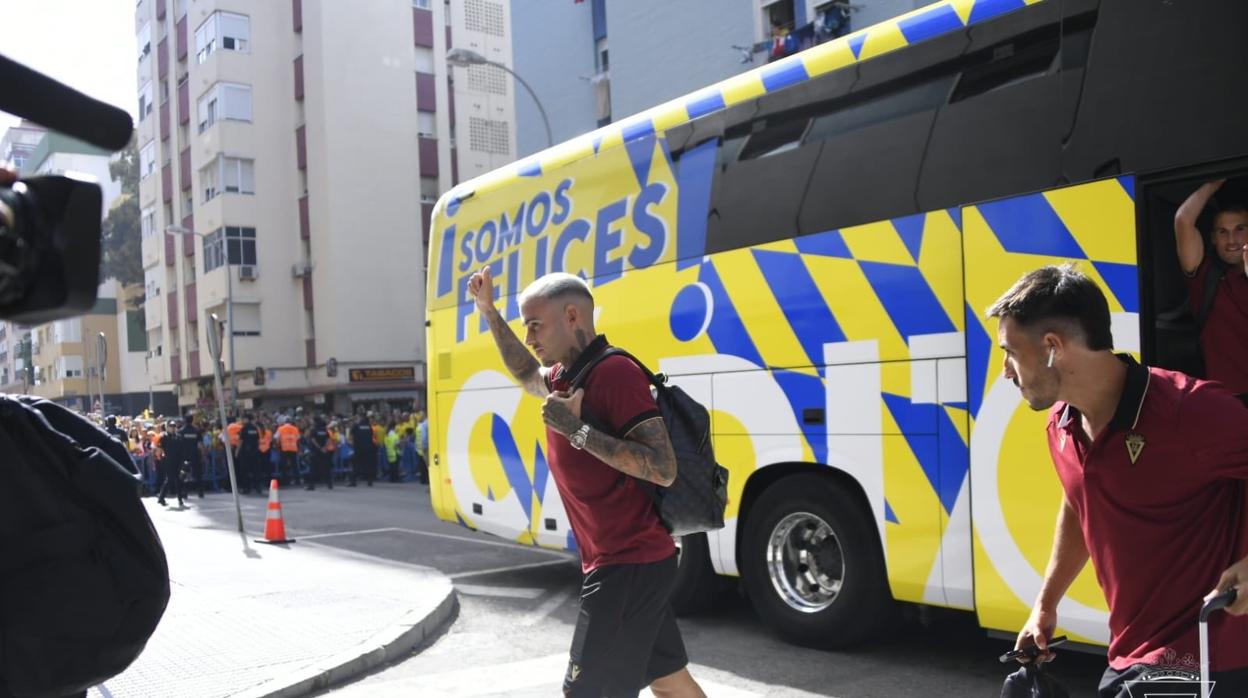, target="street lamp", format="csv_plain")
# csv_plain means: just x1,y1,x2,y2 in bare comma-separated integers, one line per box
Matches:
446,47,553,148
165,225,237,406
